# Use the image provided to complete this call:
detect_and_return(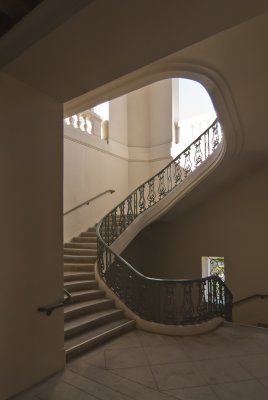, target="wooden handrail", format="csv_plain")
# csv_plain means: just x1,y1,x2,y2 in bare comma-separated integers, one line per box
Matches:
63,189,115,216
